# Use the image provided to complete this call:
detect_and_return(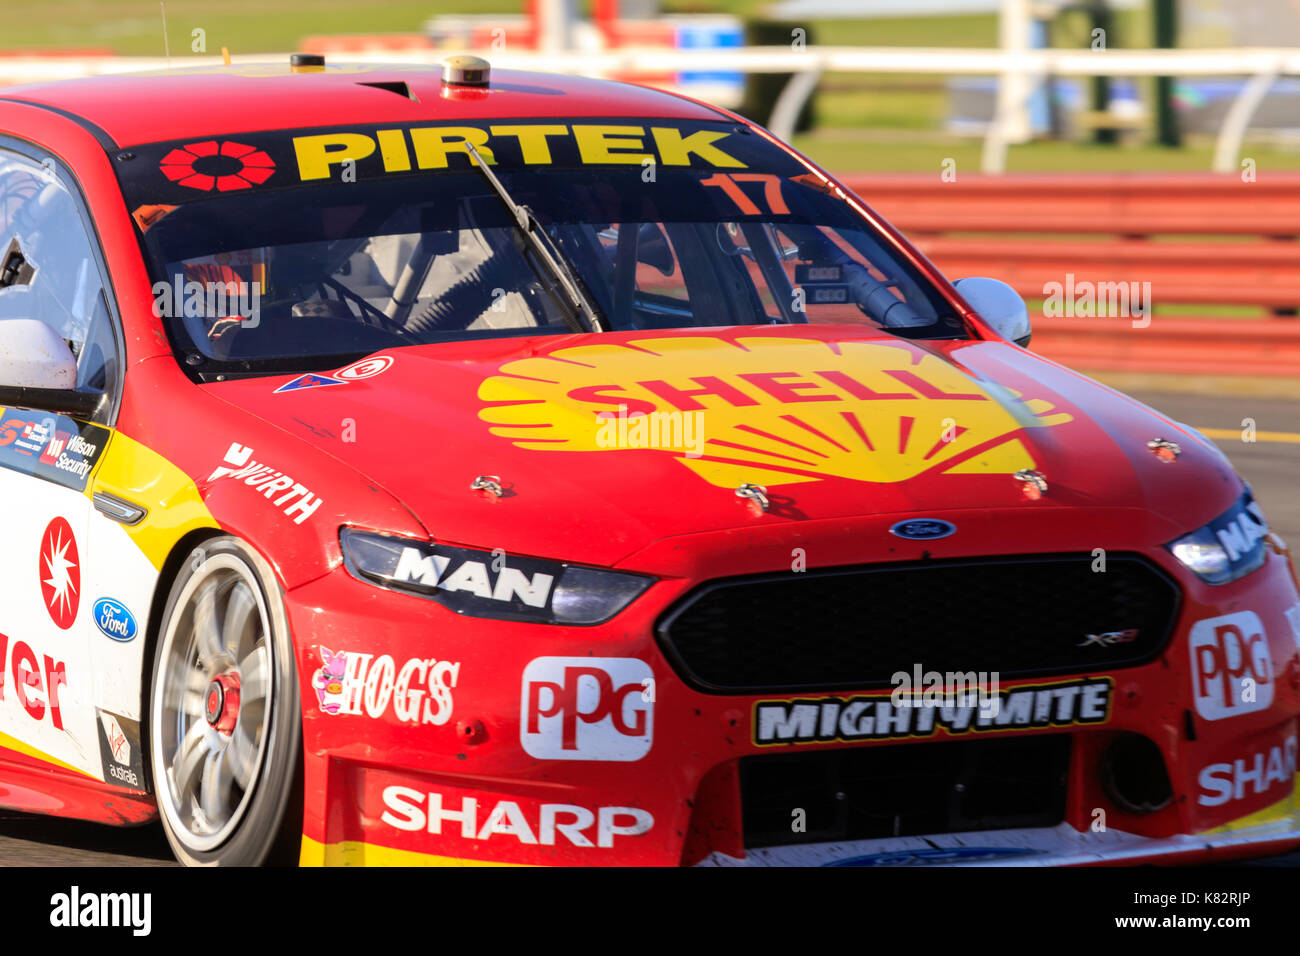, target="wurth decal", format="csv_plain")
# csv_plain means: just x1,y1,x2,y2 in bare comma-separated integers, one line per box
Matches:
207,442,323,524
